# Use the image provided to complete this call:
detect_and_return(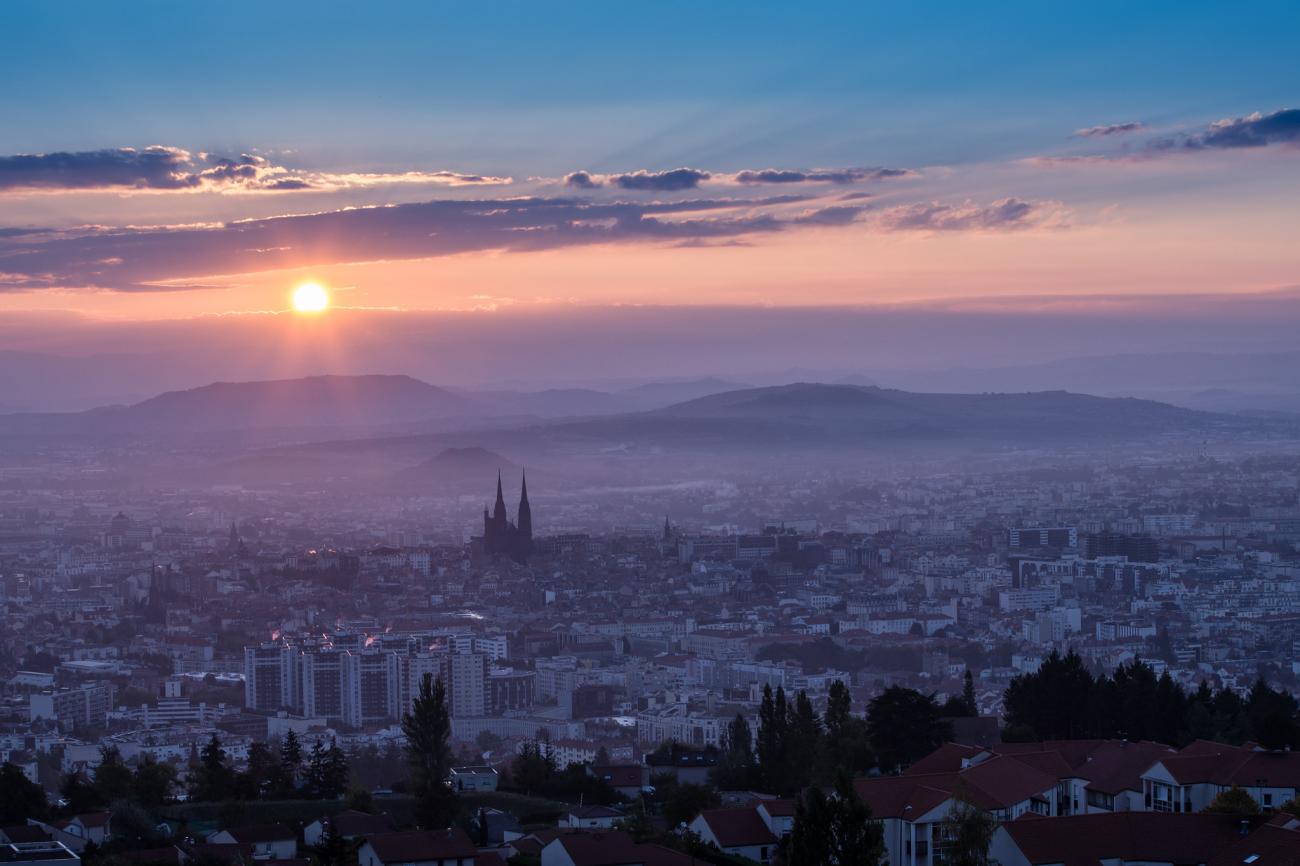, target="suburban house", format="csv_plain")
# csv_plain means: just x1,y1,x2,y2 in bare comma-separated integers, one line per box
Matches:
537,830,701,866
687,808,778,864
357,830,477,866
29,813,113,852
448,766,499,793
854,753,1060,866
206,824,298,861
989,811,1270,866
559,806,625,830
1139,740,1300,813
589,765,649,800
303,811,397,847
0,840,80,866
